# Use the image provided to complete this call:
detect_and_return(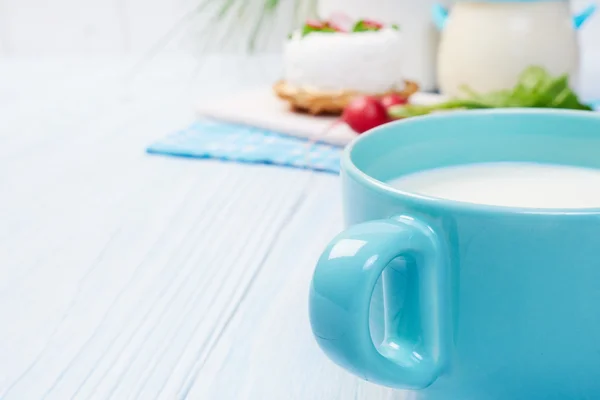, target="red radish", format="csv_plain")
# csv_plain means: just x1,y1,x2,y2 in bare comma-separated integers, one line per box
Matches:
306,19,324,29
327,21,347,32
380,94,409,108
362,19,384,28
342,96,390,134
